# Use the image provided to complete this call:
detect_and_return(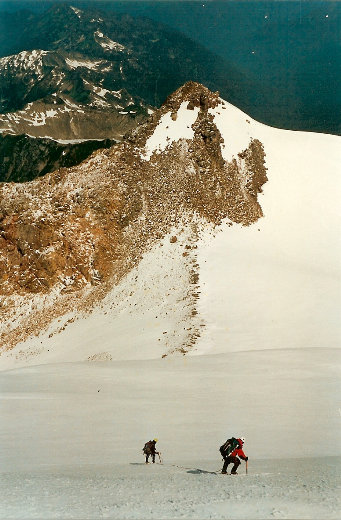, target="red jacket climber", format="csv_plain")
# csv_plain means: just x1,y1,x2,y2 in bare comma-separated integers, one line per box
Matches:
230,439,247,460
221,437,248,475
